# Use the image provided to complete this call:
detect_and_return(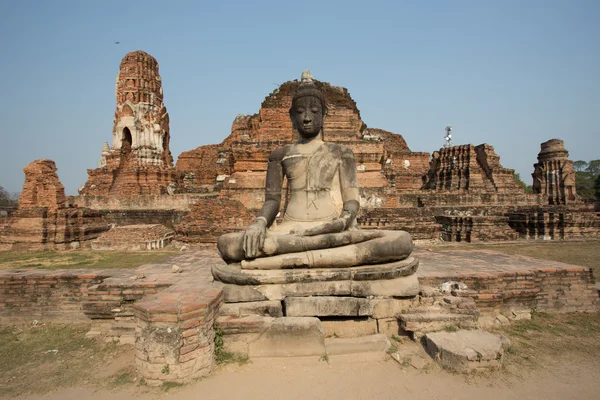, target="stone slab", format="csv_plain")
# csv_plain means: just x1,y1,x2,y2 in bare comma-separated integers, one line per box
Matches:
370,298,418,319
254,274,419,301
351,274,420,297
222,333,262,354
284,296,420,318
424,330,511,372
325,334,390,355
217,315,274,335
321,318,378,338
255,281,352,301
248,317,325,357
285,296,372,317
219,283,268,303
399,312,479,338
220,300,283,317
377,317,401,336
